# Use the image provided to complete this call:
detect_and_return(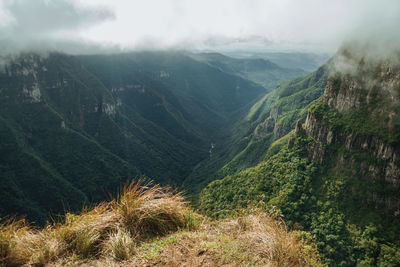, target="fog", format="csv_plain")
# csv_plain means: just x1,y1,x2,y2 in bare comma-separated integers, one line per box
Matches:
0,0,116,55
0,0,399,55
